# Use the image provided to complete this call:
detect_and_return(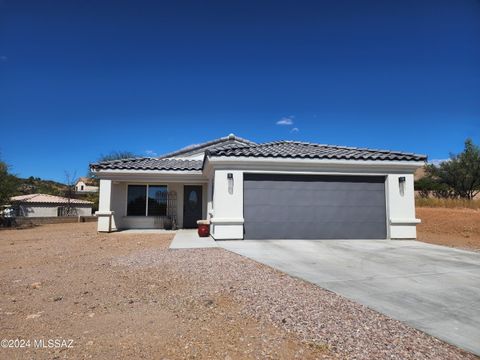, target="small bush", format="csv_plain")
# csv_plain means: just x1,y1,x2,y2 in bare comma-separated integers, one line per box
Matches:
415,197,480,209
415,177,455,199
